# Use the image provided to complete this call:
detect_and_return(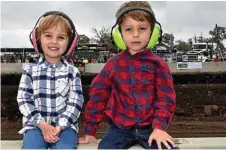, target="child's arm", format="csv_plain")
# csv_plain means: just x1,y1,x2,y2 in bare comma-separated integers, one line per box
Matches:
83,60,114,136
57,67,84,128
152,61,176,131
17,66,45,127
